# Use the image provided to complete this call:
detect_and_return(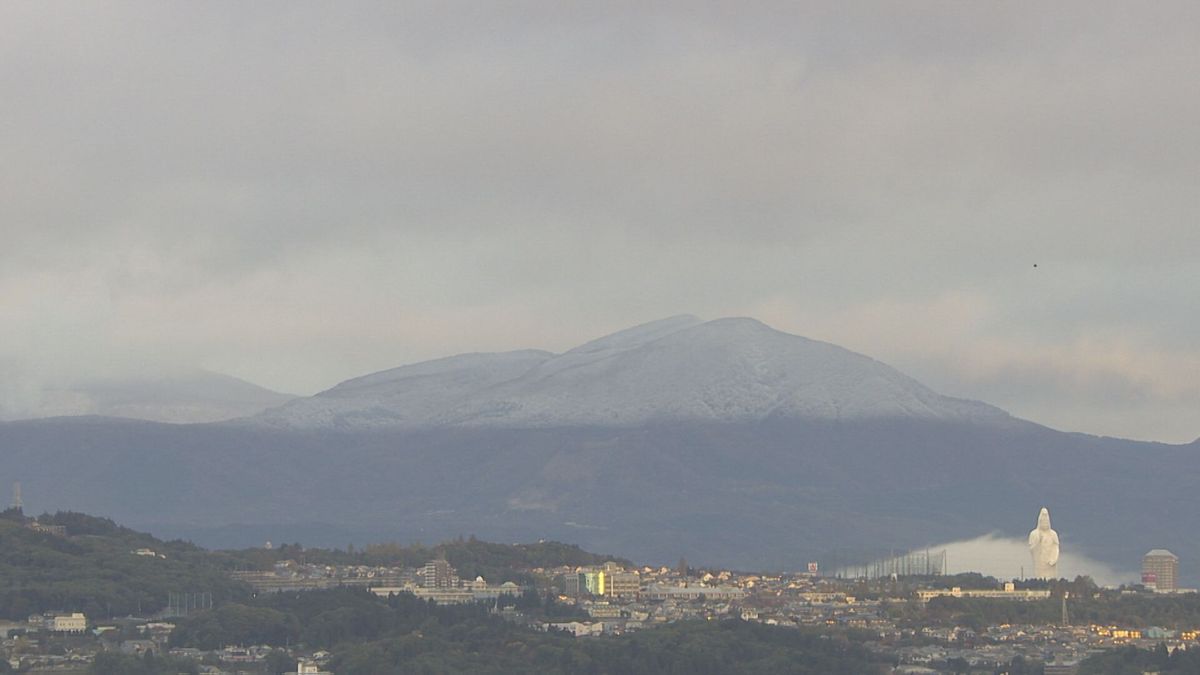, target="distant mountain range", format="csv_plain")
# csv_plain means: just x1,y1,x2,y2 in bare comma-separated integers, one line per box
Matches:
0,370,294,424
1,316,1197,583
